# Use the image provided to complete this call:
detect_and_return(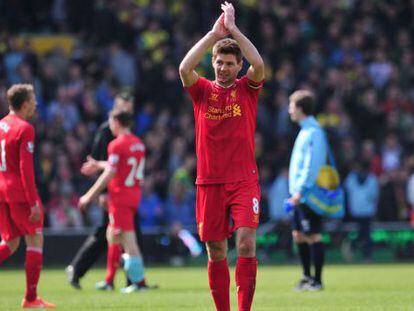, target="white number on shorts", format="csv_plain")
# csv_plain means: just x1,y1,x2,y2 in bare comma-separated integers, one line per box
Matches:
252,197,259,214
0,139,6,172
125,157,145,187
